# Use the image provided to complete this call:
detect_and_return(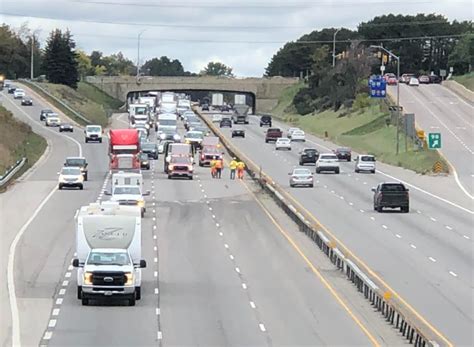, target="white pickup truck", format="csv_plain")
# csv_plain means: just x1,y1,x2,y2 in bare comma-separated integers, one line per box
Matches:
72,202,147,306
